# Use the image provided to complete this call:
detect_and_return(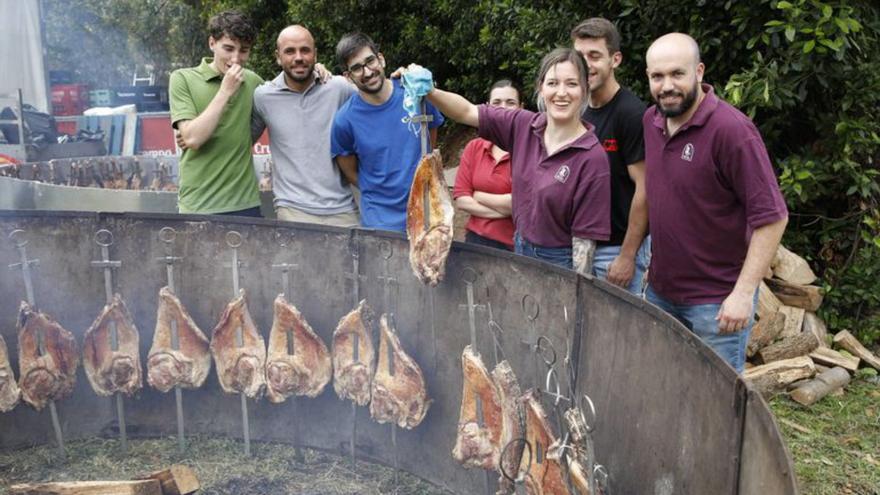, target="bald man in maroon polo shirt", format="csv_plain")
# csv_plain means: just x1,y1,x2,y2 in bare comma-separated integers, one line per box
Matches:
642,33,789,373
